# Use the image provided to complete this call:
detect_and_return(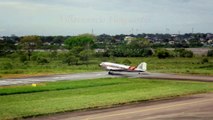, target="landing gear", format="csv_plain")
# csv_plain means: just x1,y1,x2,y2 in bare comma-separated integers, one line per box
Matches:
108,71,113,75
